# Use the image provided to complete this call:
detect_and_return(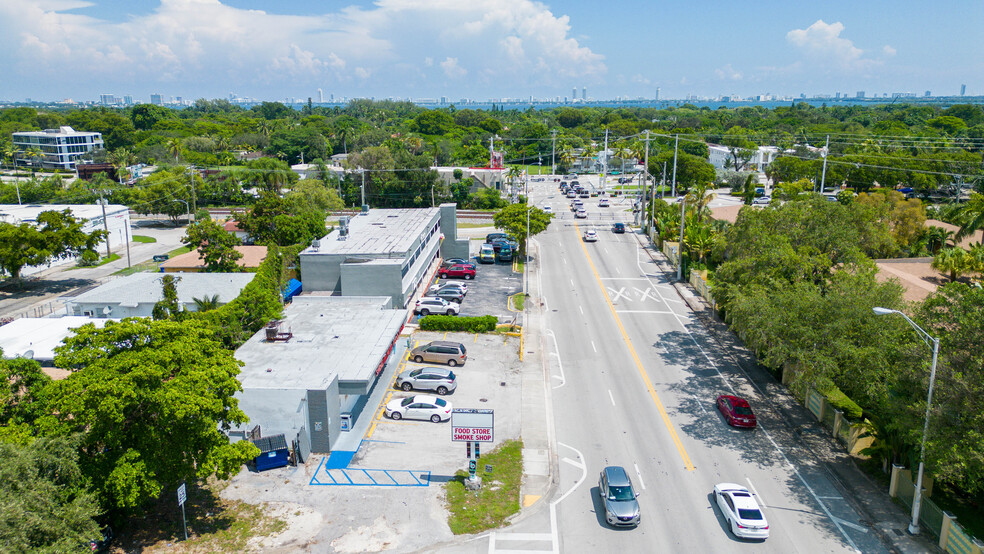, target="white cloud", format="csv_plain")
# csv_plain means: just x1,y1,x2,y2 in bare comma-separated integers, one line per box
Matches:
631,74,651,85
786,20,879,70
714,64,743,80
0,0,605,97
882,45,897,57
440,57,466,78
